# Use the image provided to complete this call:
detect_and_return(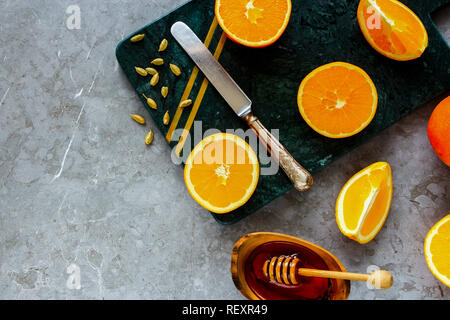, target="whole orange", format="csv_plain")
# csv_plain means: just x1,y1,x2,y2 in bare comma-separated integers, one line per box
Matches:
427,96,450,166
